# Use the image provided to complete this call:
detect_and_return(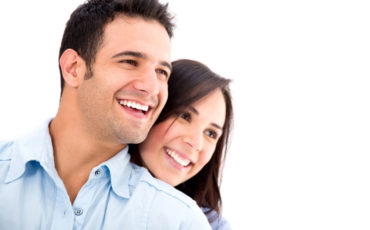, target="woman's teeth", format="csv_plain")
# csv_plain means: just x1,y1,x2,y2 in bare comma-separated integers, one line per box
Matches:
165,148,191,167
